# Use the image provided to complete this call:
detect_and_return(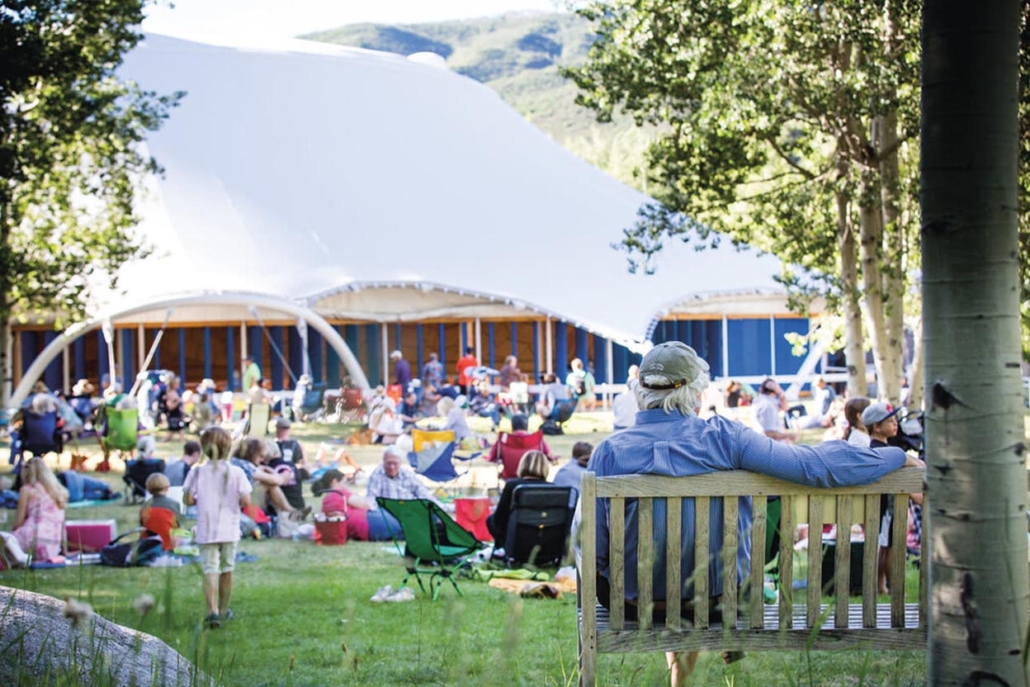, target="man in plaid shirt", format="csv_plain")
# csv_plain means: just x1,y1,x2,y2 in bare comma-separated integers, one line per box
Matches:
366,446,438,504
